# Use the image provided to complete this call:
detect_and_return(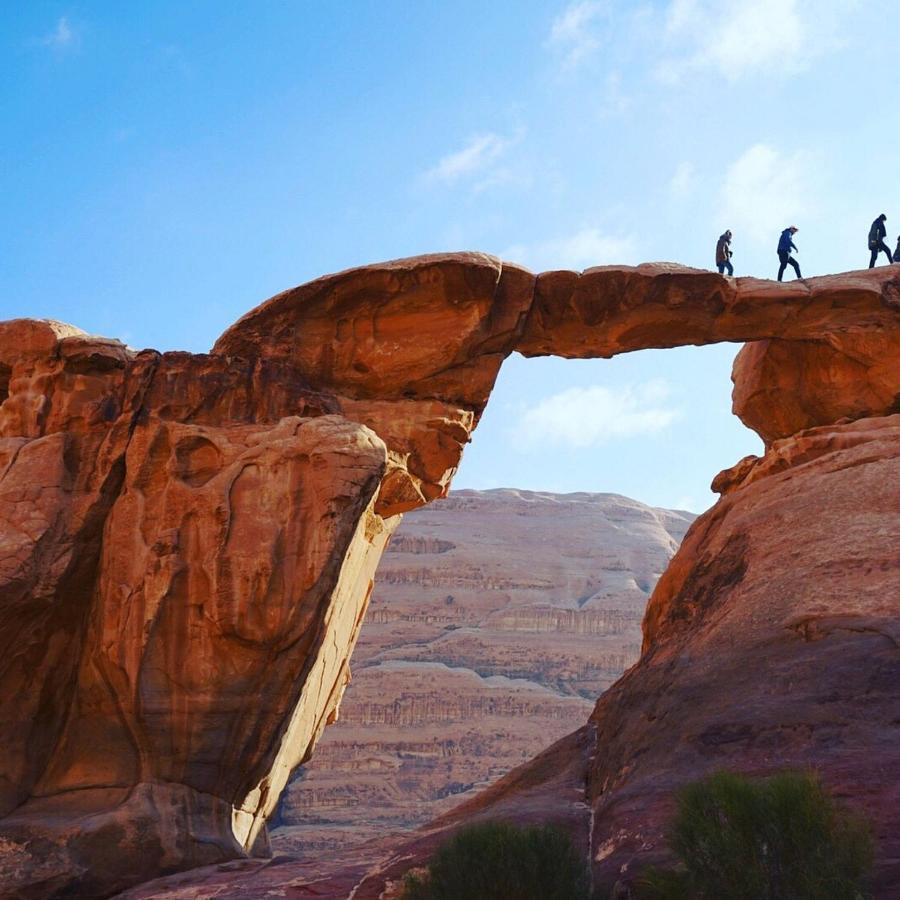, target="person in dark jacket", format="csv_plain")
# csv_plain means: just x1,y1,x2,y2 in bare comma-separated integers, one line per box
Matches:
868,214,892,267
715,230,733,275
777,226,801,281
894,235,900,263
